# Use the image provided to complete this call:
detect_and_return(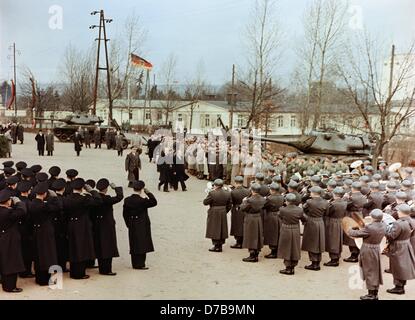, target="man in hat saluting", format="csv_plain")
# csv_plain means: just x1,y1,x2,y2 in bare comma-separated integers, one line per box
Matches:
203,179,232,252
